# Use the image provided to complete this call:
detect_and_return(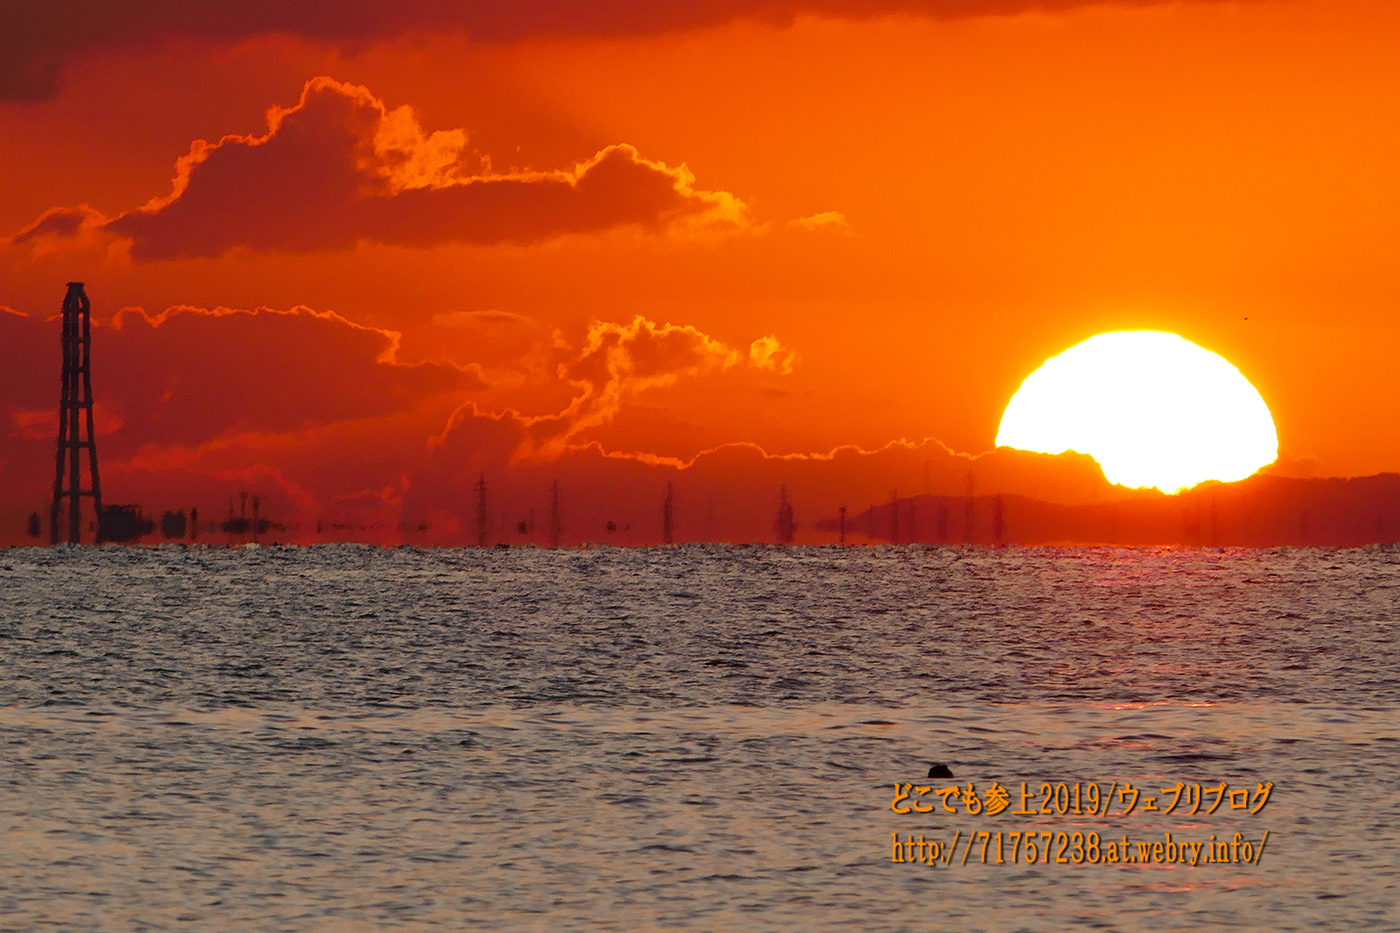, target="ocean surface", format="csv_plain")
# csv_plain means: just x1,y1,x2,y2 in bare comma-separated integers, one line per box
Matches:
1,544,1397,931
